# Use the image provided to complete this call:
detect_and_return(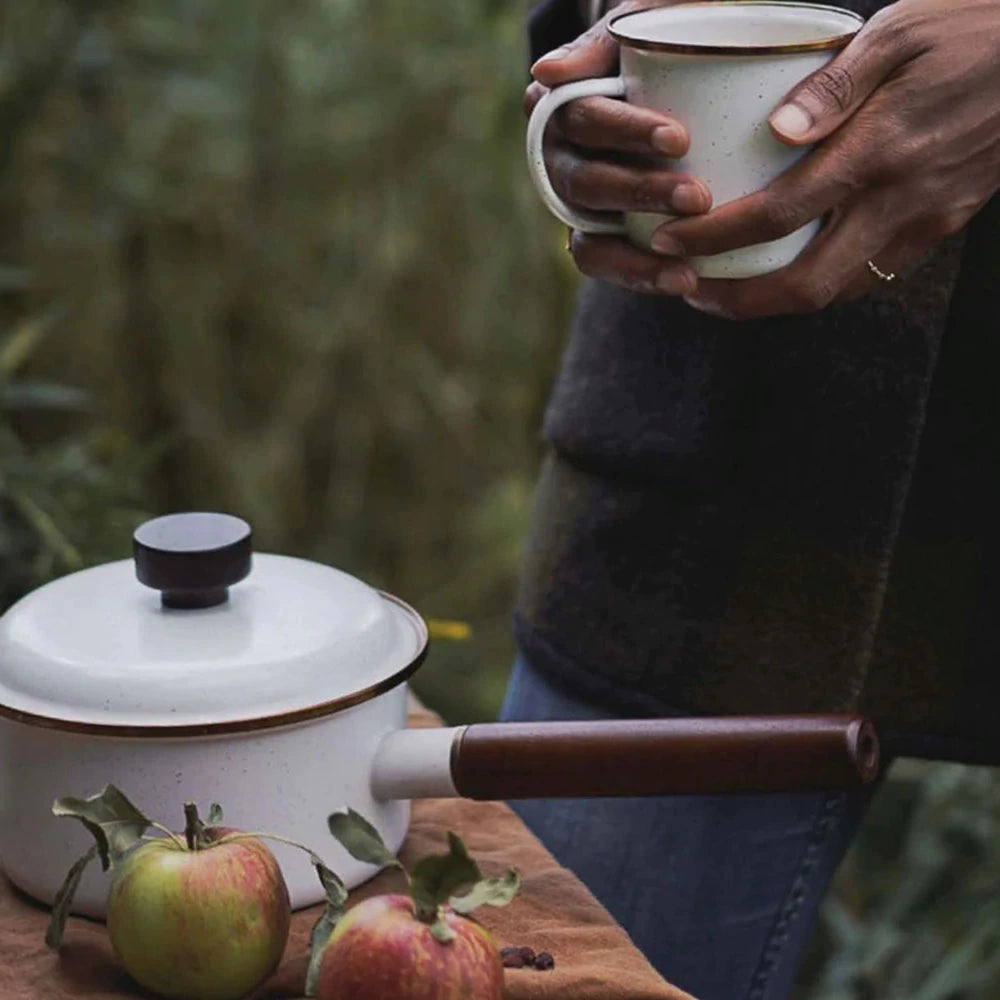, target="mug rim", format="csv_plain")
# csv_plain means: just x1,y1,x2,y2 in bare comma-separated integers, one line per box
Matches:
608,1,864,56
